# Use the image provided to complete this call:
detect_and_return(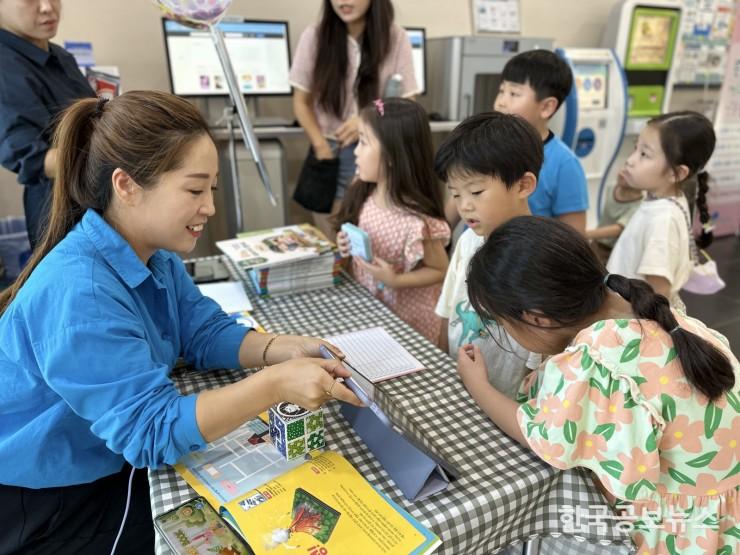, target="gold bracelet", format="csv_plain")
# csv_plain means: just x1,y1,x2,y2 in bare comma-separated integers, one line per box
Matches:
262,333,280,366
